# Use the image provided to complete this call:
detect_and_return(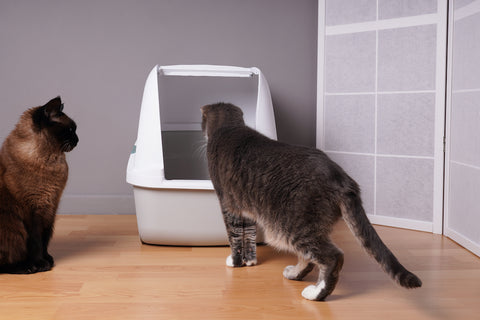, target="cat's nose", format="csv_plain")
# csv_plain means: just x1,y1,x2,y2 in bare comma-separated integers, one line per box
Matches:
72,134,79,147
67,134,79,150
